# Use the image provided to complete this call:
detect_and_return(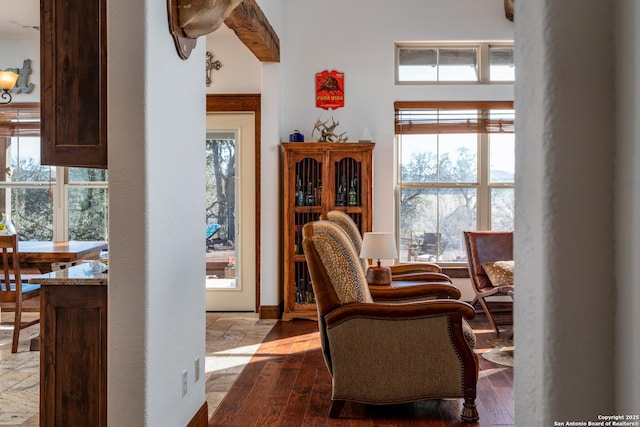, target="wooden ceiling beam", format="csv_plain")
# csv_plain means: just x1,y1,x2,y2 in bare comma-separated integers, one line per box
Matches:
224,0,280,63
